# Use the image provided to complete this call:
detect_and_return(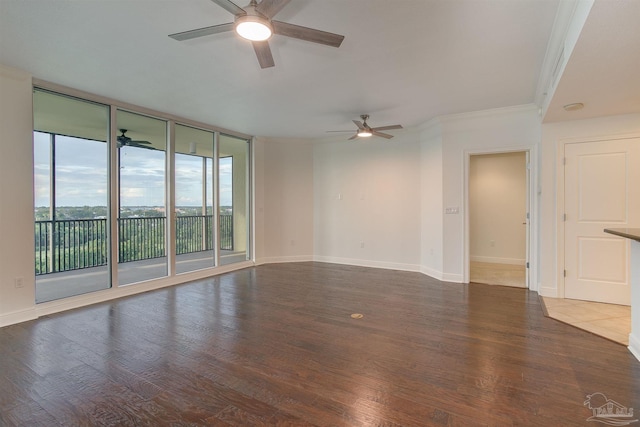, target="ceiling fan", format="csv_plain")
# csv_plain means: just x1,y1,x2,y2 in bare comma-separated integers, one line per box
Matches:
117,129,154,149
328,115,403,140
168,0,345,69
